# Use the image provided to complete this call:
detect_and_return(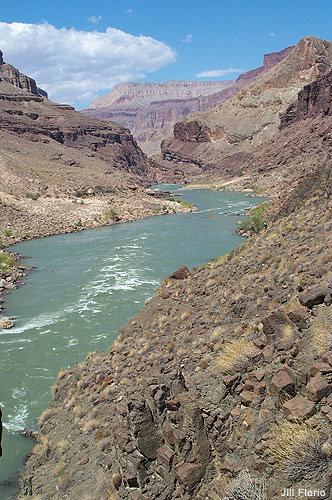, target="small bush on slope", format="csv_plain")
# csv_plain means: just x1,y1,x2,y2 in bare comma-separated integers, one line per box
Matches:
267,420,332,481
221,470,267,500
